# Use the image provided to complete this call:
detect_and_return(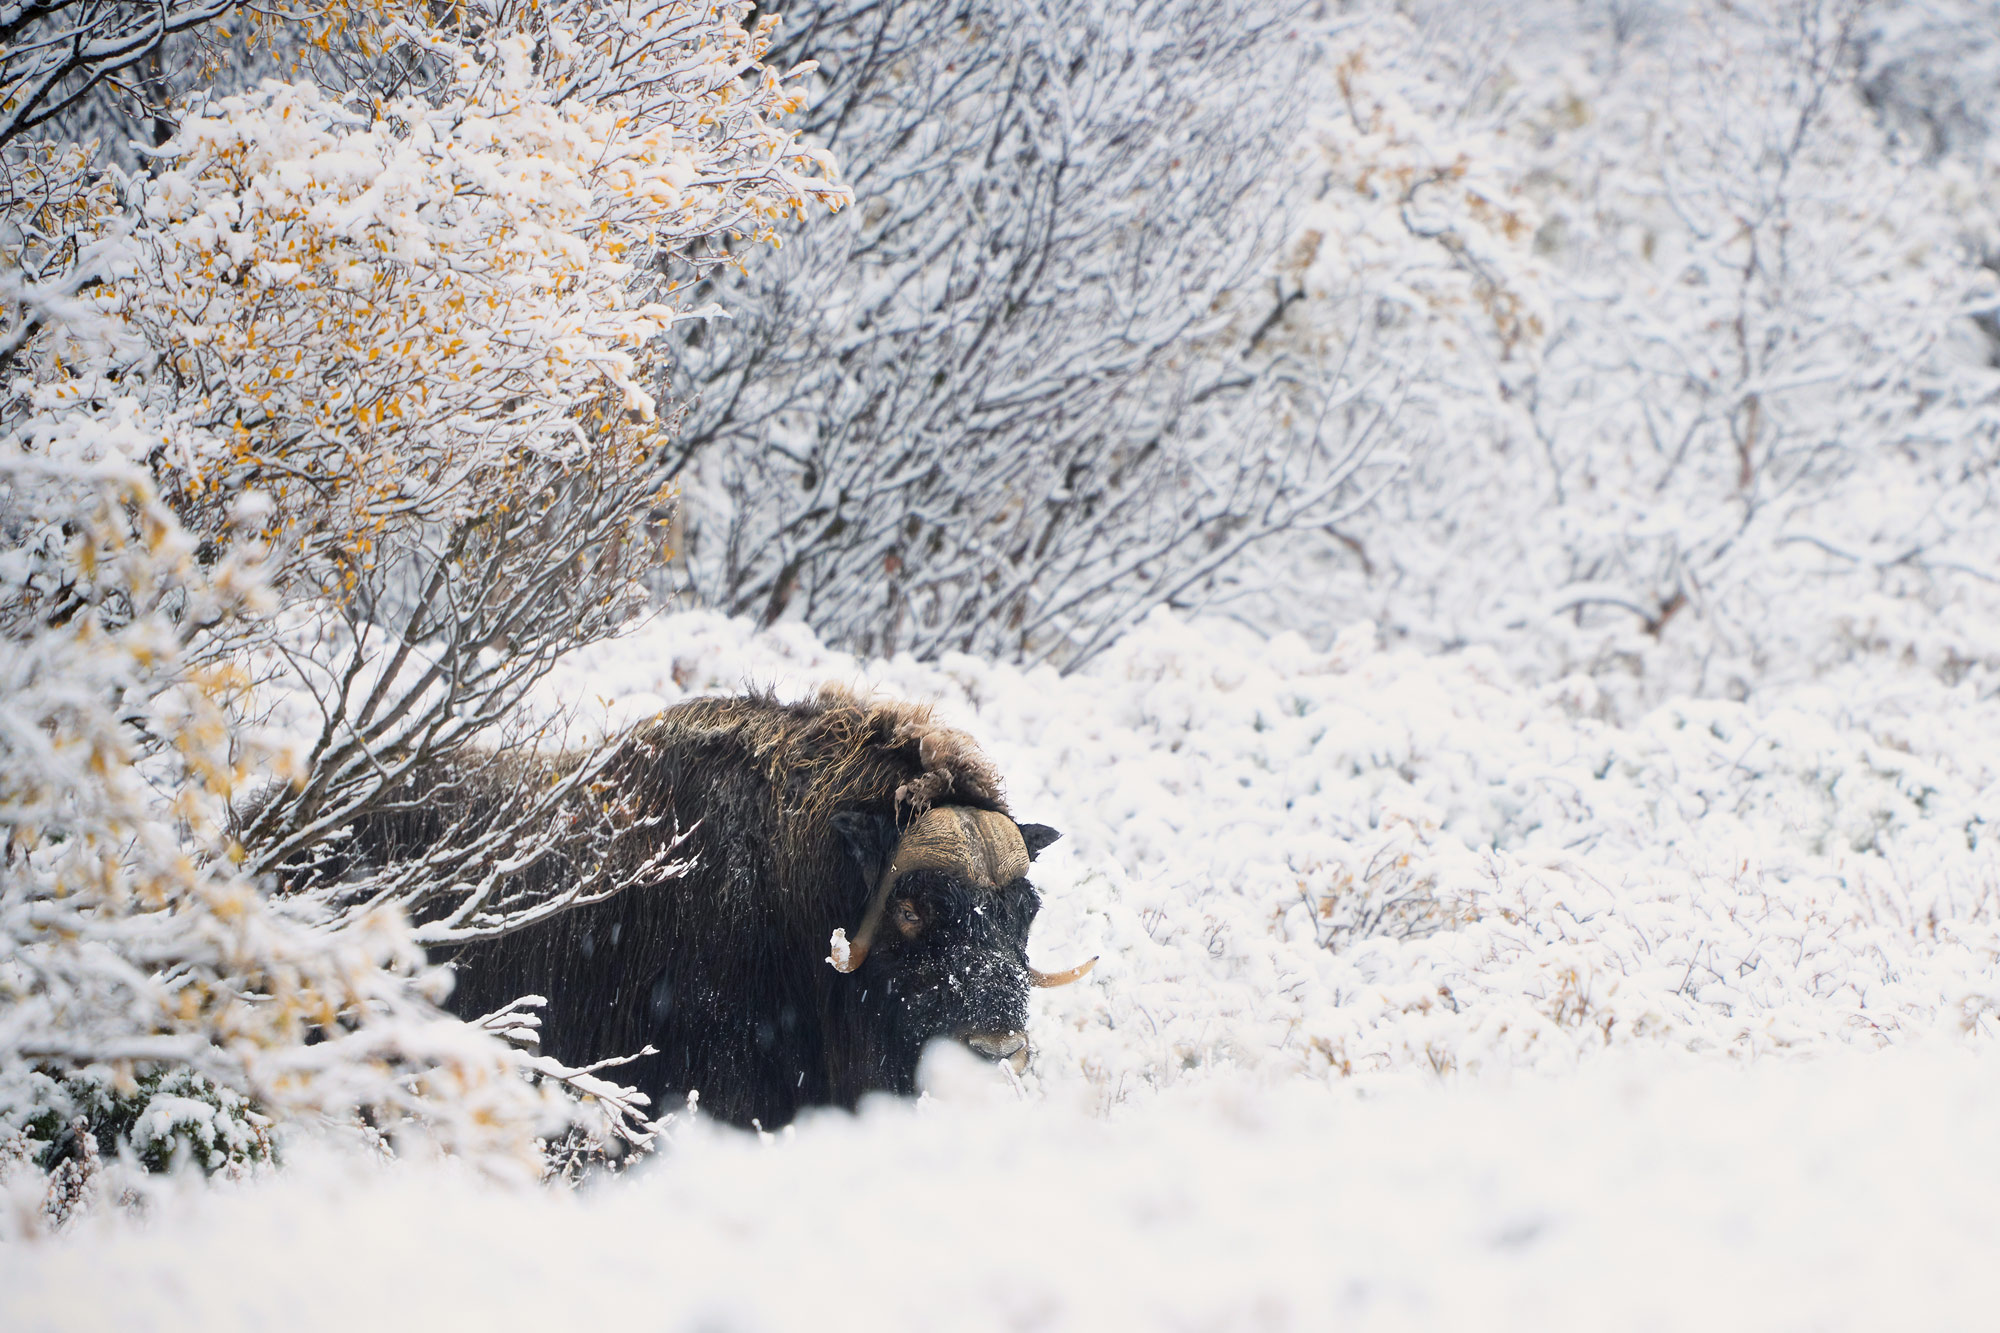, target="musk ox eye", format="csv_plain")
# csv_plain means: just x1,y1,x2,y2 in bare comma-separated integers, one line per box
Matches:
894,899,923,937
